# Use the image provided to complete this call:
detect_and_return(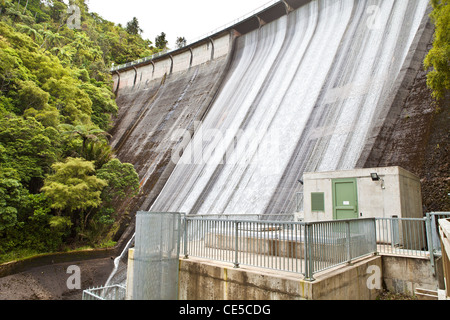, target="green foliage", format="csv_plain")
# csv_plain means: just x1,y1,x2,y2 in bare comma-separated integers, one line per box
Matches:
97,159,140,204
79,82,118,131
41,157,107,214
15,80,50,113
155,32,168,50
91,159,140,245
424,0,450,100
42,76,93,124
59,123,112,164
0,115,60,189
0,168,24,232
126,17,142,35
0,174,68,255
0,0,145,259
